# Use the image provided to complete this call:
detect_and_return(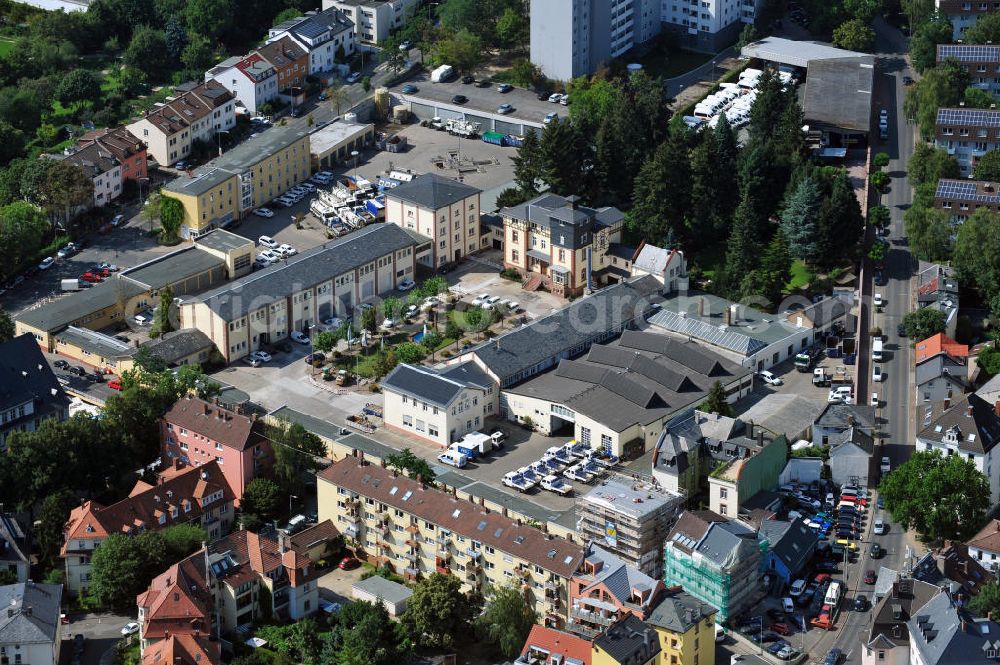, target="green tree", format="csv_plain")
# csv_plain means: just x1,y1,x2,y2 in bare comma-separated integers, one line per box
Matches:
272,7,301,25
905,59,970,140
403,573,471,648
815,170,865,269
974,149,1000,180
736,22,758,50
36,490,77,568
0,122,26,168
0,202,49,283
742,229,793,304
908,143,961,186
124,26,170,82
699,380,734,417
723,191,764,287
185,0,232,41
845,0,881,22
873,152,890,170
150,285,174,338
511,129,542,198
88,532,166,608
29,161,93,229
869,170,891,192
977,346,1000,376
159,523,207,561
360,306,378,334
159,196,184,243
627,128,690,246
386,448,436,484
833,19,876,51
382,296,400,320
880,449,989,541
373,349,398,378
478,584,536,659
495,8,528,50
910,16,954,72
969,581,1000,618
164,15,188,60
241,478,282,530
324,600,407,665
567,77,622,136
268,420,326,498
393,342,426,364
869,205,890,228
508,58,539,89
905,205,953,261
181,33,217,75
965,10,1000,43
431,29,482,74
537,118,588,199
954,208,1000,297
902,0,936,29
781,176,823,262
0,308,14,343
902,308,947,340
55,69,102,106
966,85,996,108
